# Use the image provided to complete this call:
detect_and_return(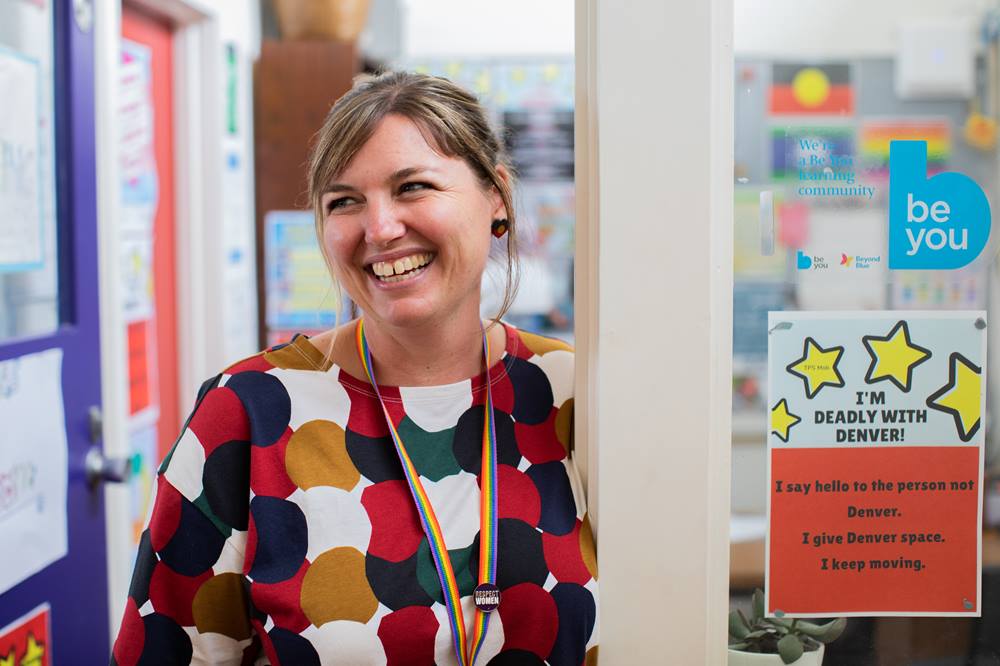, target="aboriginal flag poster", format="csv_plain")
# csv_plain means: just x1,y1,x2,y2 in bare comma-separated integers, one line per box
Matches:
766,311,986,617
